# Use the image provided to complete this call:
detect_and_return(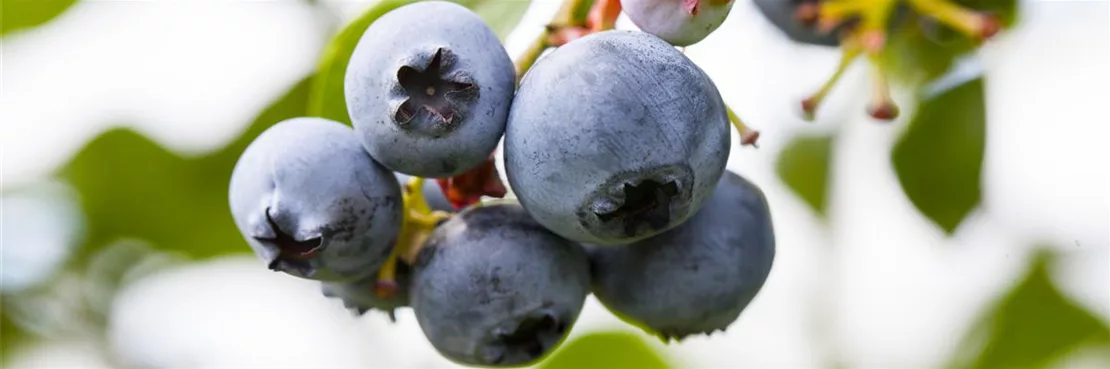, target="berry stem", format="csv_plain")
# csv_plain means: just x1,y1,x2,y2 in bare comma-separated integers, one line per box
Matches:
436,153,508,209
587,0,622,32
513,0,595,83
553,0,595,25
818,0,865,24
726,105,760,148
802,35,863,121
854,0,899,120
374,248,402,297
374,176,453,298
795,0,821,26
804,0,999,122
906,0,1001,41
514,33,549,83
865,51,899,120
399,177,453,263
473,197,522,208
859,0,897,31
